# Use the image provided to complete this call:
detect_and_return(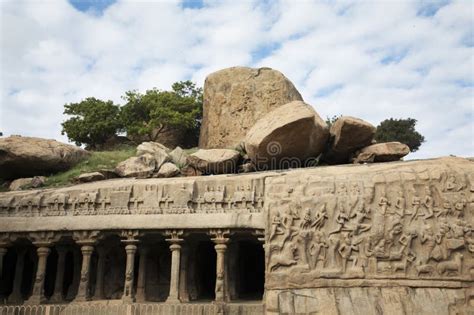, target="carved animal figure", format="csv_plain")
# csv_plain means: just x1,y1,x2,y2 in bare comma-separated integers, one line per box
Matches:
392,257,410,274
415,262,436,276
269,243,297,272
437,253,463,276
